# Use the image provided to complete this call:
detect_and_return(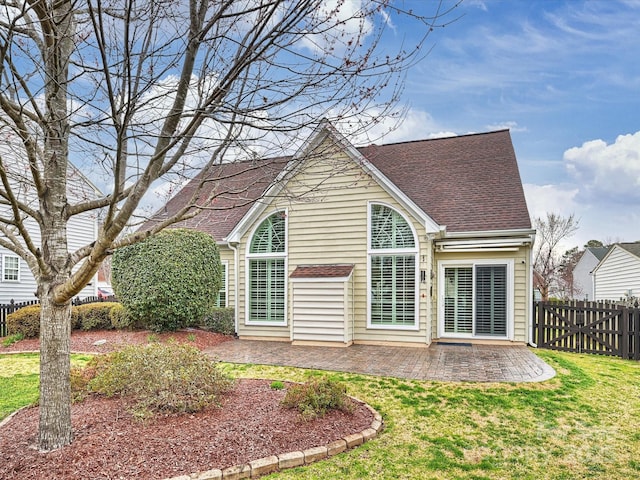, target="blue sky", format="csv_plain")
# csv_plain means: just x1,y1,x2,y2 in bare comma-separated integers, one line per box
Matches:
378,0,640,249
